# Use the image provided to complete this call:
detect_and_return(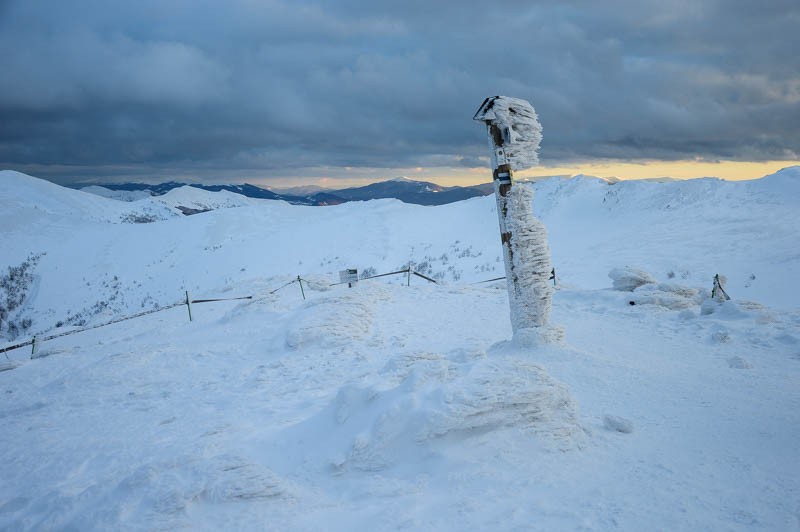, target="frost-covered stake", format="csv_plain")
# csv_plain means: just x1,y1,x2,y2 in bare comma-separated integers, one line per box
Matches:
712,274,730,301
185,291,193,322
473,96,555,336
